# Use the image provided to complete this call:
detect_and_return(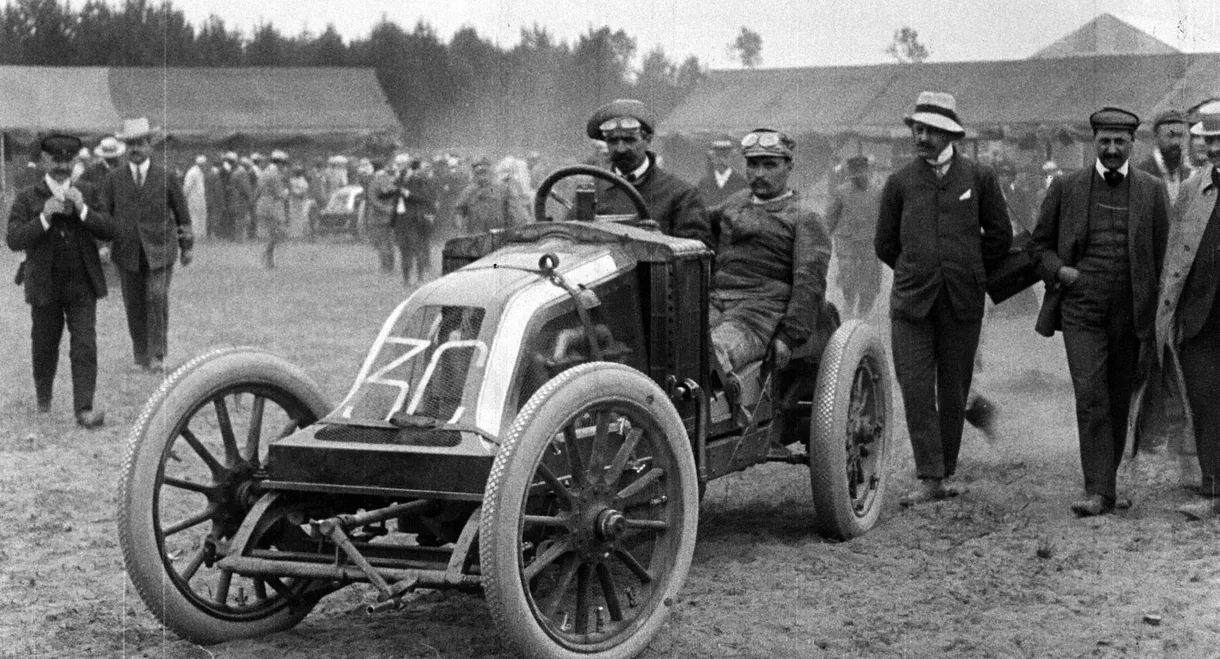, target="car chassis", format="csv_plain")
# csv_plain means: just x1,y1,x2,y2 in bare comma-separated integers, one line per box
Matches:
118,166,892,659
